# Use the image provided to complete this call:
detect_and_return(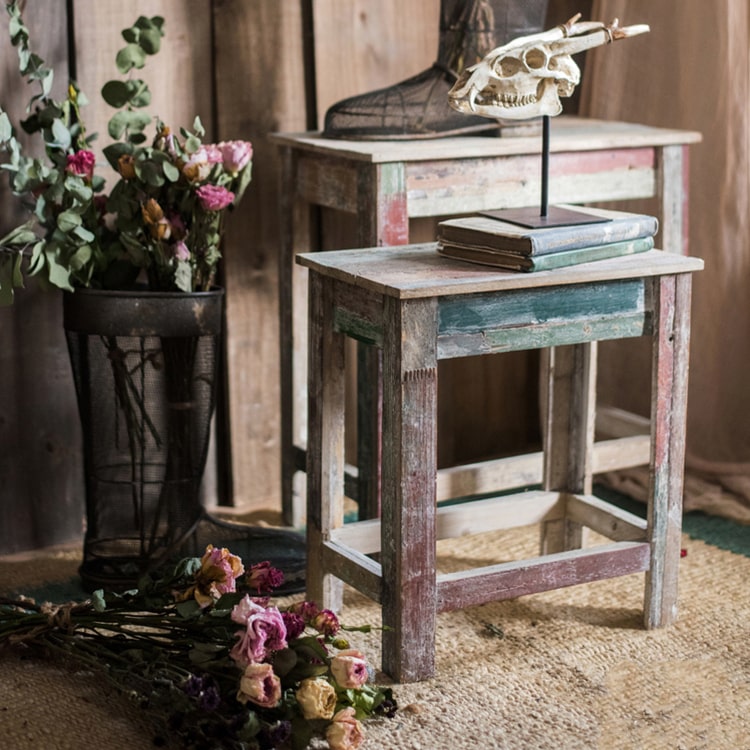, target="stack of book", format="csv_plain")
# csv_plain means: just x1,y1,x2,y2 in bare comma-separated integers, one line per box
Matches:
436,204,658,272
